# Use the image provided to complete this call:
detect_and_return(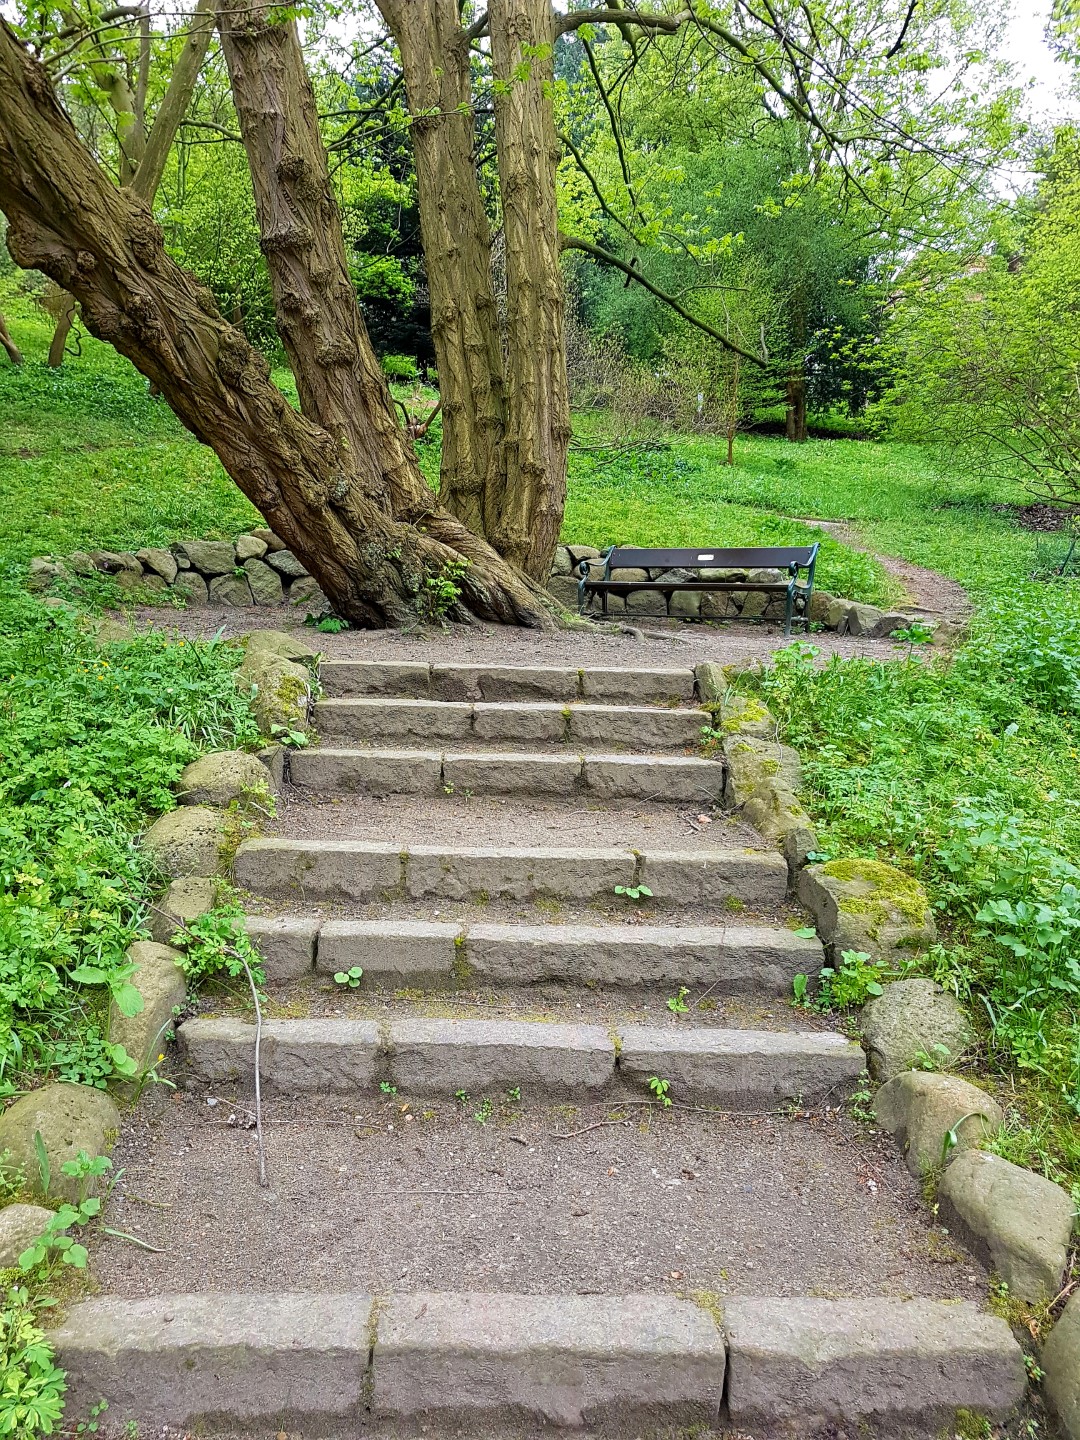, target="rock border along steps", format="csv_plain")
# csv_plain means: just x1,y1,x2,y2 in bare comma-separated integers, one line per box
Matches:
59,651,1028,1435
